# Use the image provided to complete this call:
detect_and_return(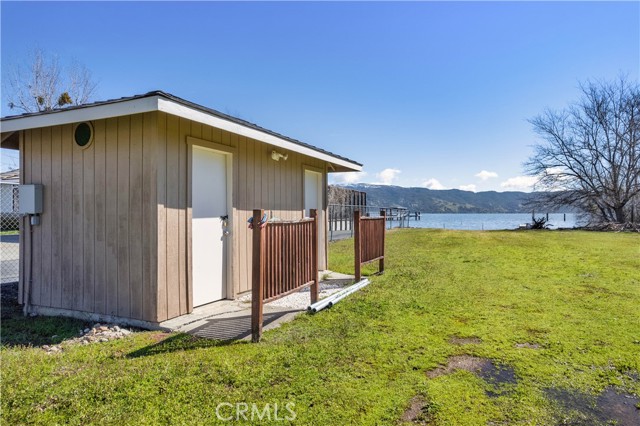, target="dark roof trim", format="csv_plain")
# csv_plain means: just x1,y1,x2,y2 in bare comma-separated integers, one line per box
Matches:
1,91,362,170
